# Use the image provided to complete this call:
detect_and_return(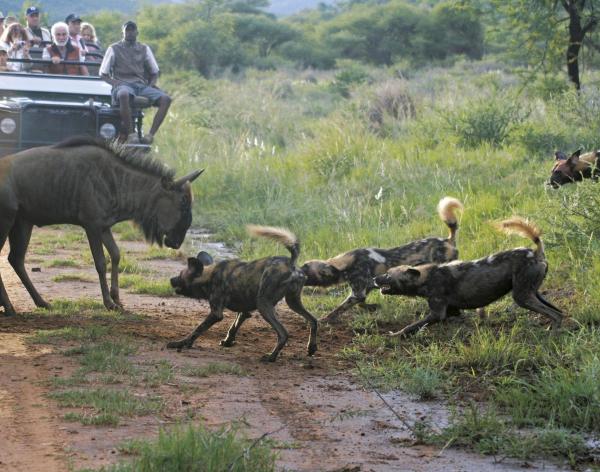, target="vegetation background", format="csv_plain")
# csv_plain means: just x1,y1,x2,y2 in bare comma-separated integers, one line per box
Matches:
8,0,600,467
